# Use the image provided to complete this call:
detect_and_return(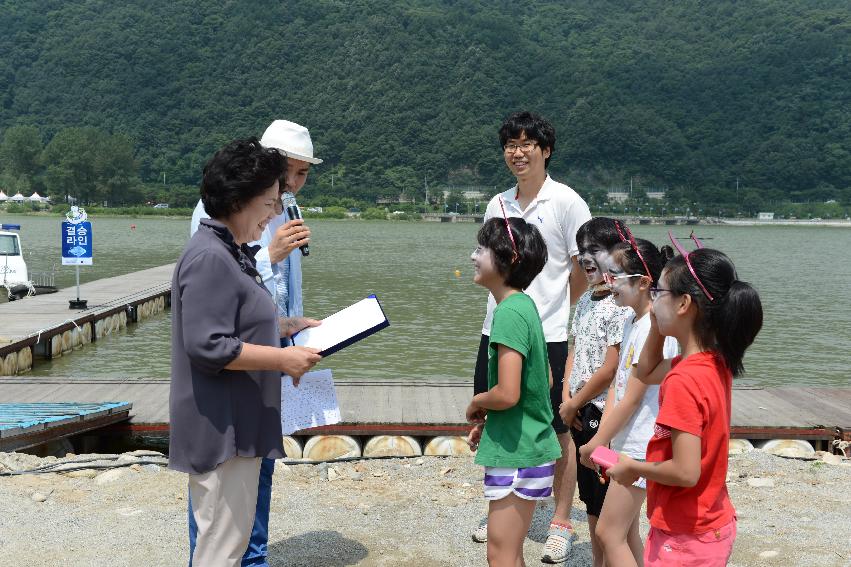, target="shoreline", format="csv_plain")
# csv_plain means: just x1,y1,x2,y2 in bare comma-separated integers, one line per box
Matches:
718,218,851,227
4,209,851,227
